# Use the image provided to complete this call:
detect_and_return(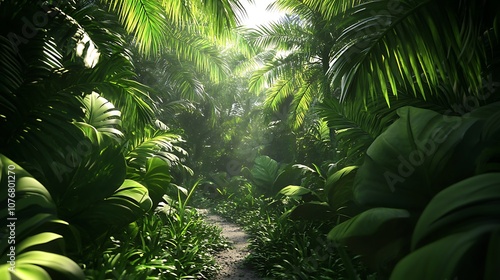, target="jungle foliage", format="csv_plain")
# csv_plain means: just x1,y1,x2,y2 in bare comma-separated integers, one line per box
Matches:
204,0,500,279
1,0,500,279
0,0,237,278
